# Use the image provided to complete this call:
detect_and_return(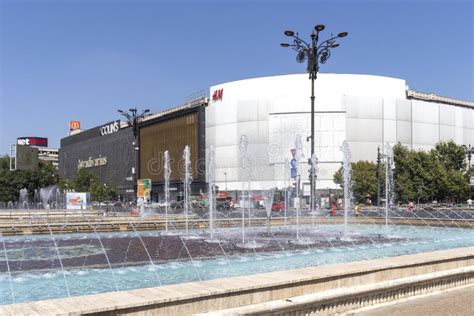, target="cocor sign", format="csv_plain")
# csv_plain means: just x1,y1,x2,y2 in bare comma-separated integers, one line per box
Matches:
100,120,120,136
